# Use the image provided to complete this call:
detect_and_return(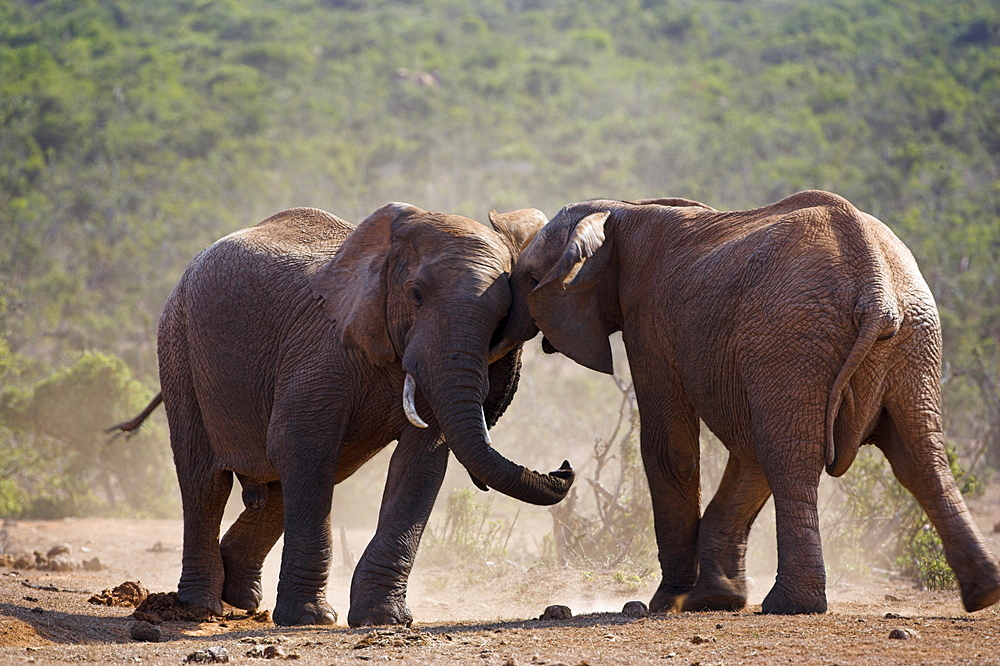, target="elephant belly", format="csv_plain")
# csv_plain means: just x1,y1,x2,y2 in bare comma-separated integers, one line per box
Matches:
201,408,276,481
334,437,394,484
